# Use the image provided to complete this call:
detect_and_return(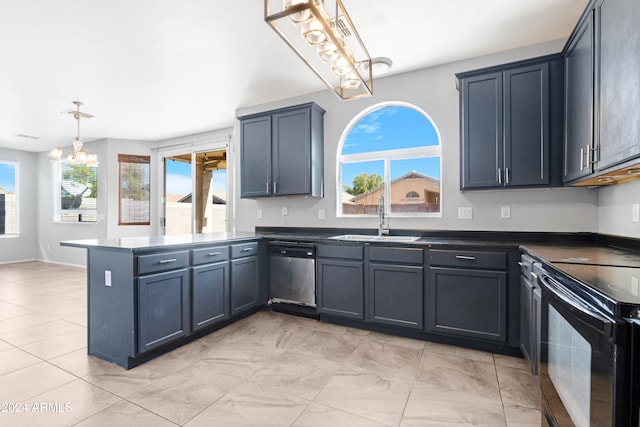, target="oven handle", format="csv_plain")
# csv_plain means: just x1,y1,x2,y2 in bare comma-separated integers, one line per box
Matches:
540,273,614,336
